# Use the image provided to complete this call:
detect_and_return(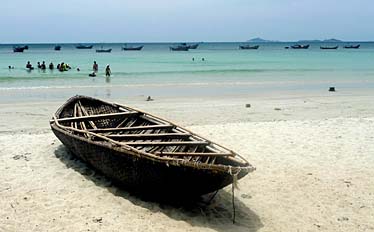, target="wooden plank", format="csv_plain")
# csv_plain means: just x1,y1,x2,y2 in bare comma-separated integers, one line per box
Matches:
88,124,174,133
107,133,191,140
76,104,90,138
52,112,138,123
123,141,209,146
78,101,97,129
140,115,167,126
155,152,234,157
